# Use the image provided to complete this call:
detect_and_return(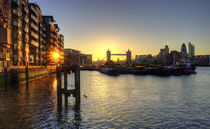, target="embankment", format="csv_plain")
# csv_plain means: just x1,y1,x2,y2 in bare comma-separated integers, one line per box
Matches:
0,66,56,86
